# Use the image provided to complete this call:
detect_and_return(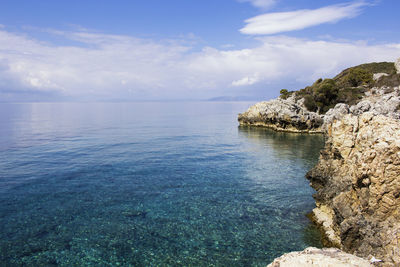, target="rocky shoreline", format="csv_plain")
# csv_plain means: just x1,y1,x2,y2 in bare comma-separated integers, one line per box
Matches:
239,59,400,266
237,96,324,133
